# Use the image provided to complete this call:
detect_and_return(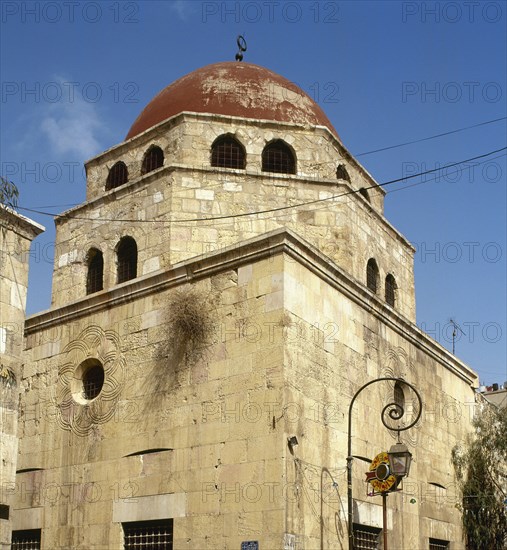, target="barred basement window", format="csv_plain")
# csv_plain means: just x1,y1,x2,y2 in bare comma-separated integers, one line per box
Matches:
385,274,397,307
86,248,103,295
211,135,245,169
106,161,128,190
352,523,381,549
429,538,449,549
11,529,41,550
123,519,173,549
366,258,379,294
142,146,164,175
336,163,351,182
117,236,137,283
262,140,296,174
